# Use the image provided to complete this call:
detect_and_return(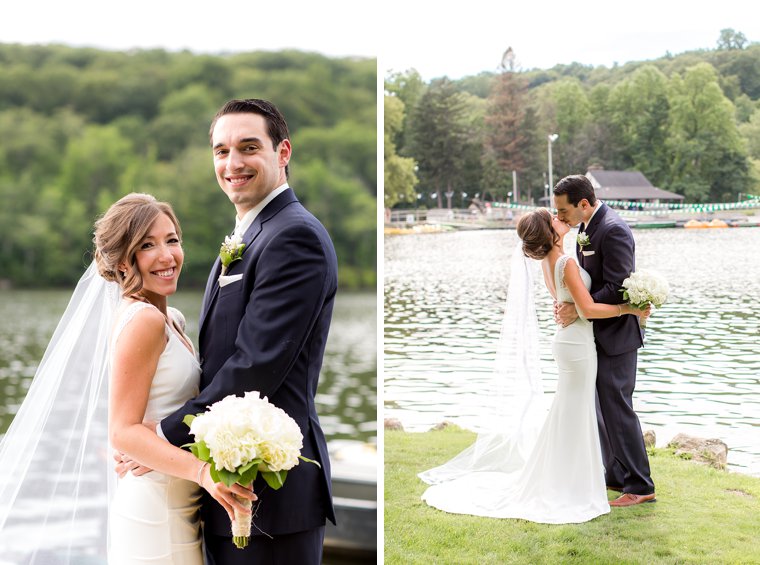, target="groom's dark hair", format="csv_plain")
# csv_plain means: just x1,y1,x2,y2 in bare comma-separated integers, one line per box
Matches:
209,98,291,177
553,174,597,206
